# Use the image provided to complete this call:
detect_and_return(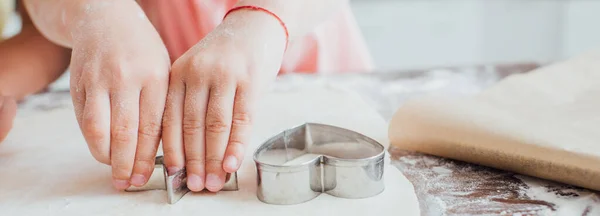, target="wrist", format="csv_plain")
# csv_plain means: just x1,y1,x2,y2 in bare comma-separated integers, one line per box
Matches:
68,0,151,43
222,8,288,53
